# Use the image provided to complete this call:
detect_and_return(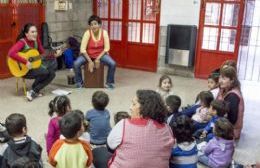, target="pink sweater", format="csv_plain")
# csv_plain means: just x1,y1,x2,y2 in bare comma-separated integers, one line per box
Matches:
46,117,61,154
8,37,45,64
